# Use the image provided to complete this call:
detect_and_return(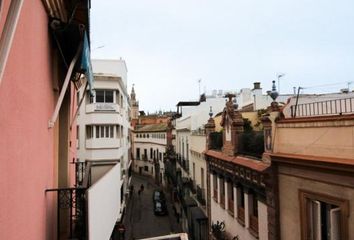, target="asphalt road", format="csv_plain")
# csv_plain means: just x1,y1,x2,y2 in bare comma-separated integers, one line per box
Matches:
123,174,182,240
